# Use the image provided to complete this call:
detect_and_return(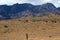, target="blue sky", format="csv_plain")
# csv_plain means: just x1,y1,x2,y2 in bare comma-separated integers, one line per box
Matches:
0,0,60,7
